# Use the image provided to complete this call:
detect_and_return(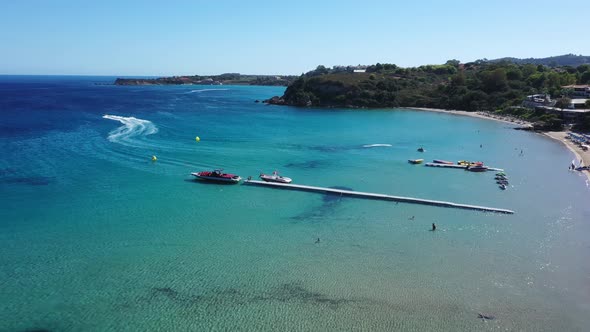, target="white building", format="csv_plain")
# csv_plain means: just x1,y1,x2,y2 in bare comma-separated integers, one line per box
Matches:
522,94,554,108
569,98,589,109
563,85,590,97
